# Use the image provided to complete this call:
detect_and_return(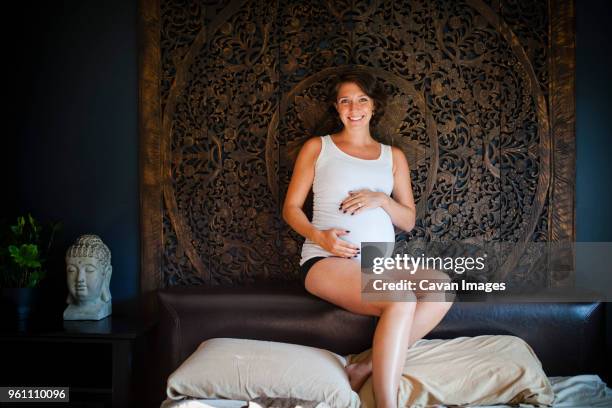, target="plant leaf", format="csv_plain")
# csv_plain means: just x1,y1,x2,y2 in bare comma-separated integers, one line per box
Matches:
27,270,44,288
10,216,25,236
9,244,42,268
28,213,42,238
